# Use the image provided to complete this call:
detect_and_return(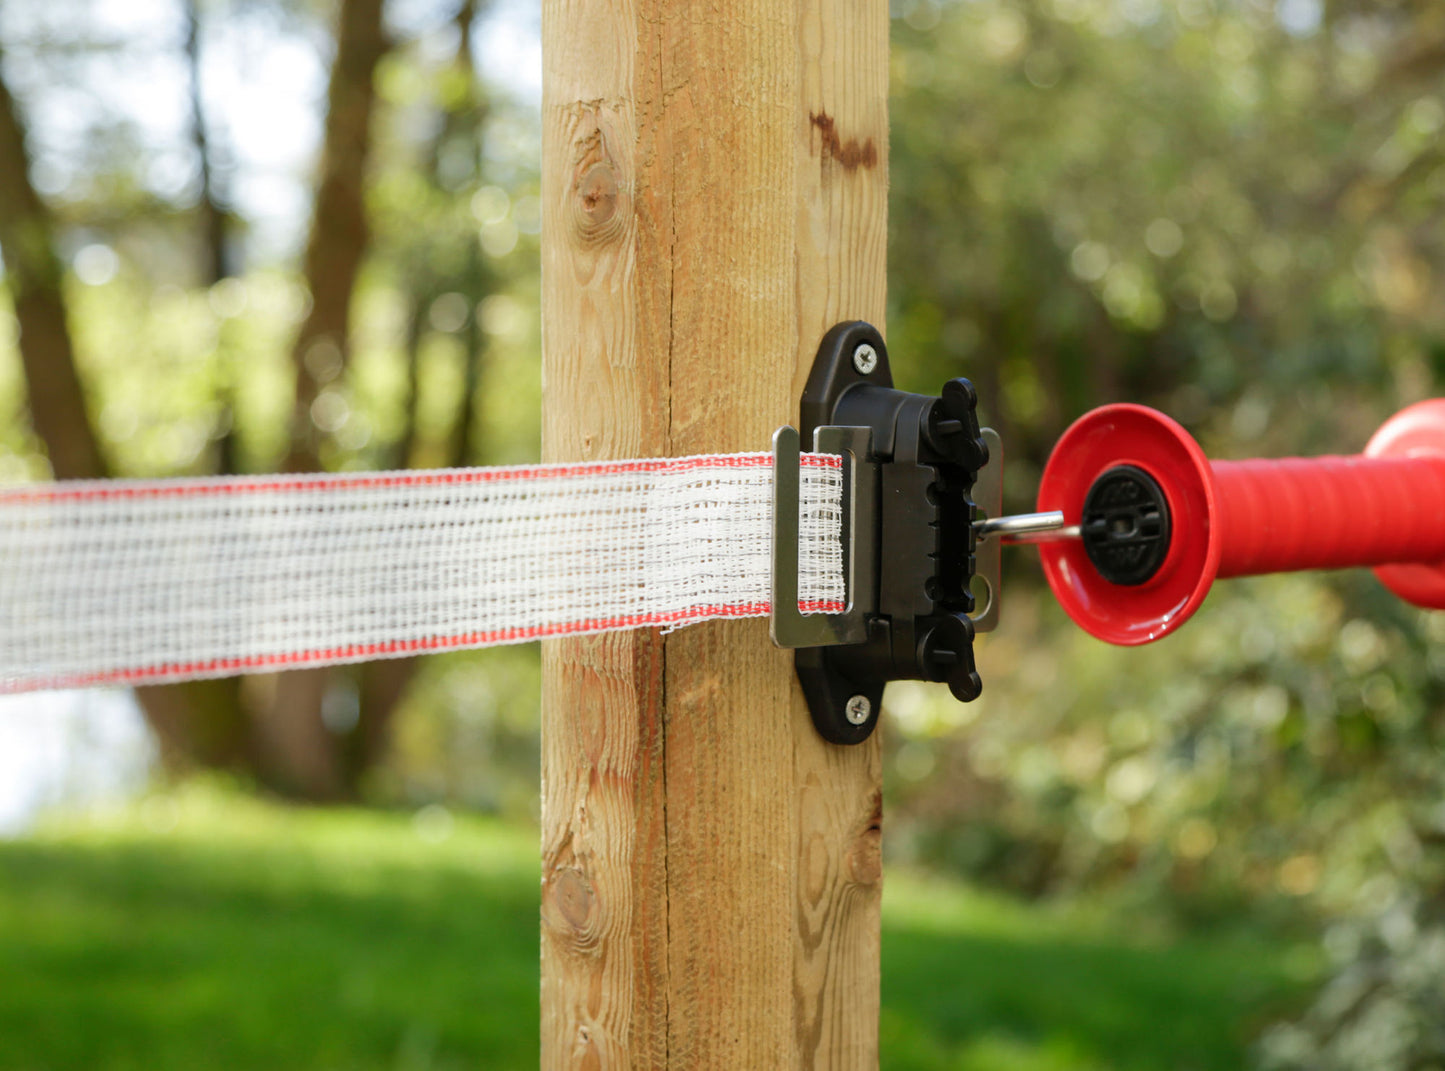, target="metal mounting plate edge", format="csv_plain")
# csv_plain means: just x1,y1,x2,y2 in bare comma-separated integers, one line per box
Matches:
971,427,1003,633
770,424,874,648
